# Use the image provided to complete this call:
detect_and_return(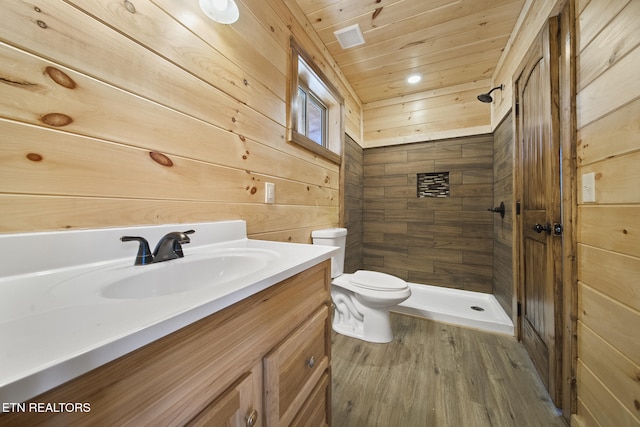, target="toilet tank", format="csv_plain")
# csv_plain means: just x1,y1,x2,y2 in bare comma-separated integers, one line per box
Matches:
311,228,347,278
